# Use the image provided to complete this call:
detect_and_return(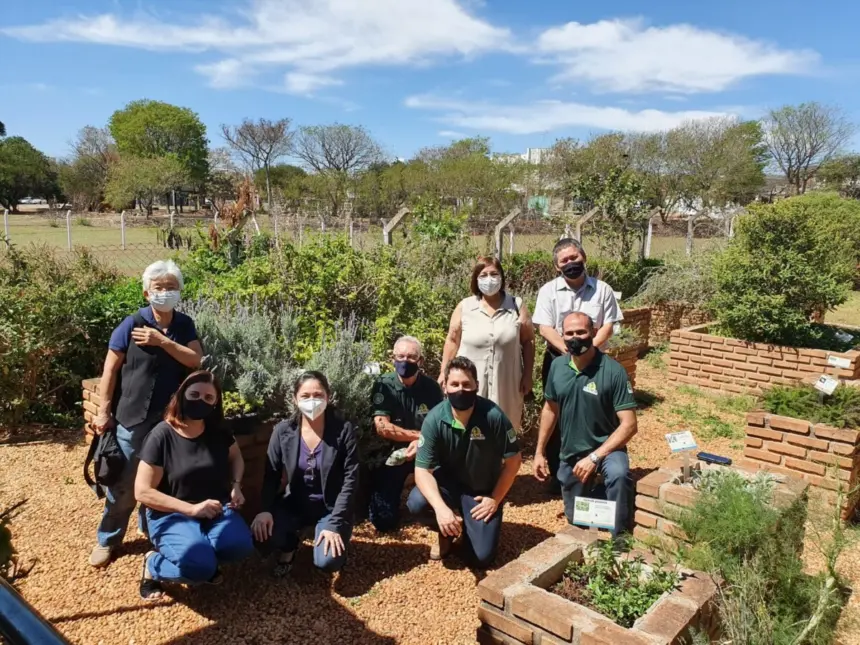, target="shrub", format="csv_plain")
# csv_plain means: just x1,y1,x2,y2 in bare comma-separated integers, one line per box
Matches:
630,251,719,309
589,258,663,301
711,195,857,347
762,384,860,429
605,325,642,351
0,246,143,426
